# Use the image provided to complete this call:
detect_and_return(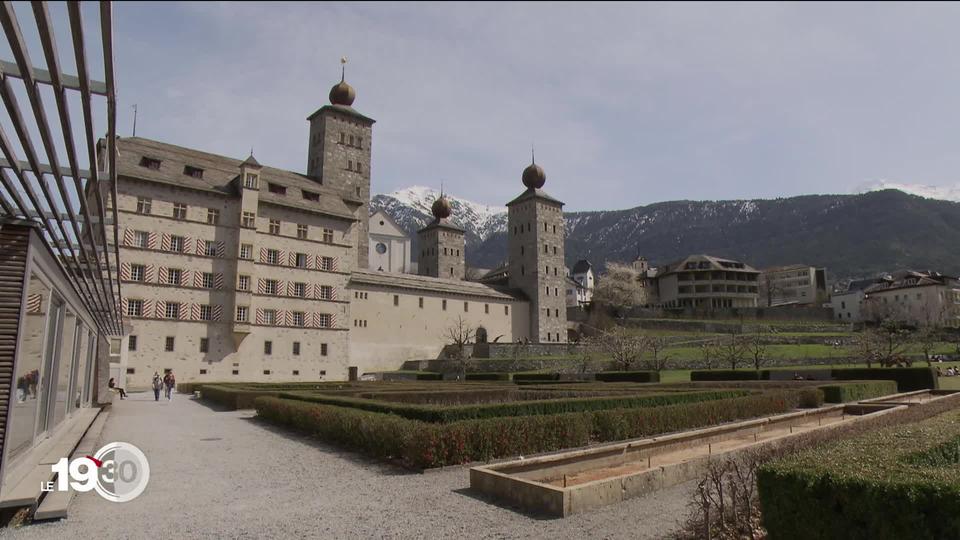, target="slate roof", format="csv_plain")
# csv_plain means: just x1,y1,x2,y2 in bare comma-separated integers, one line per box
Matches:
305,104,376,124
349,269,525,301
417,217,464,233
863,270,958,294
572,259,592,274
505,187,564,207
658,254,760,276
115,137,360,221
